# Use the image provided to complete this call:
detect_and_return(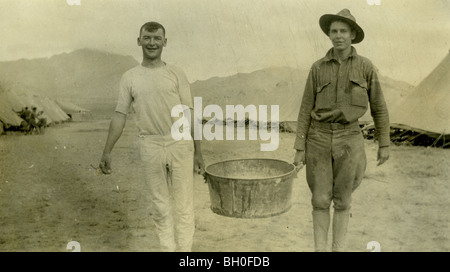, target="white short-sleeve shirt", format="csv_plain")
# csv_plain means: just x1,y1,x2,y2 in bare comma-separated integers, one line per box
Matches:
115,64,193,136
